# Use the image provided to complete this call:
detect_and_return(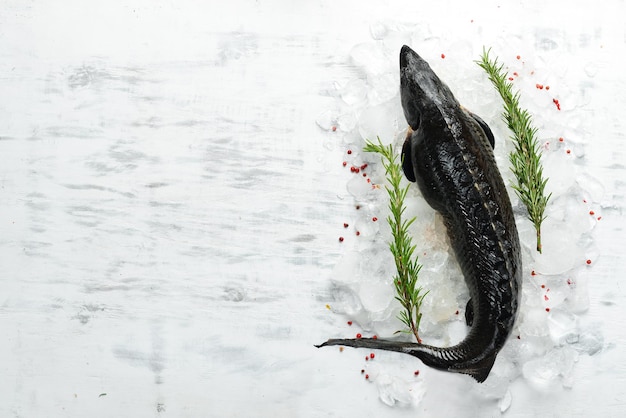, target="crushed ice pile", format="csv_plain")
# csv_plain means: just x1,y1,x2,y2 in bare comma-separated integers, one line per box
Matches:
317,23,603,411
